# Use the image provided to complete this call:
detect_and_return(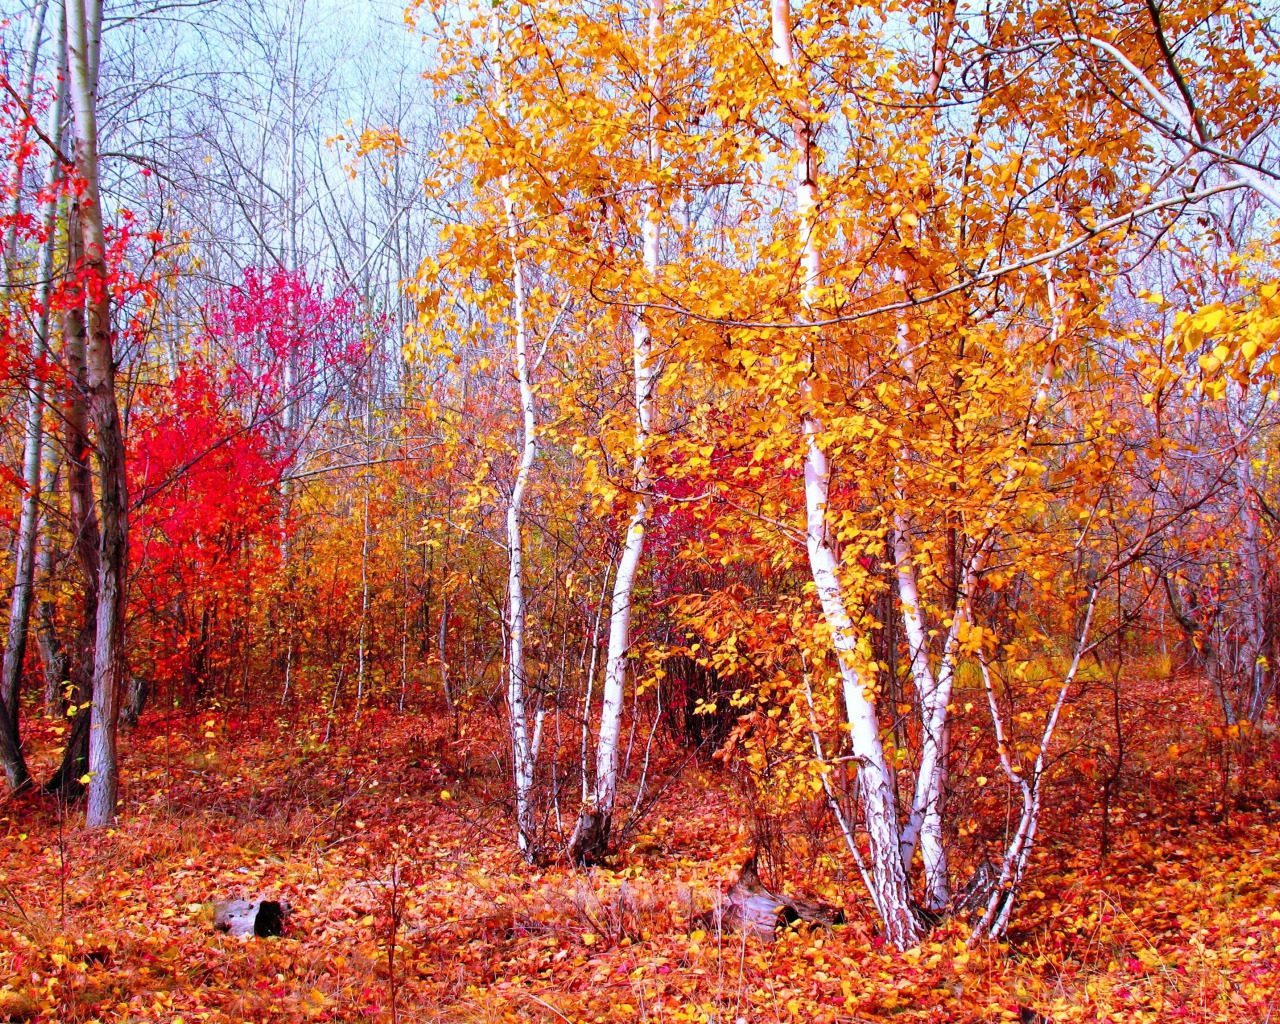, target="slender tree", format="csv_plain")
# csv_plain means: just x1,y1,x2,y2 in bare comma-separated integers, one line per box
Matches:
66,0,129,826
571,0,666,864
